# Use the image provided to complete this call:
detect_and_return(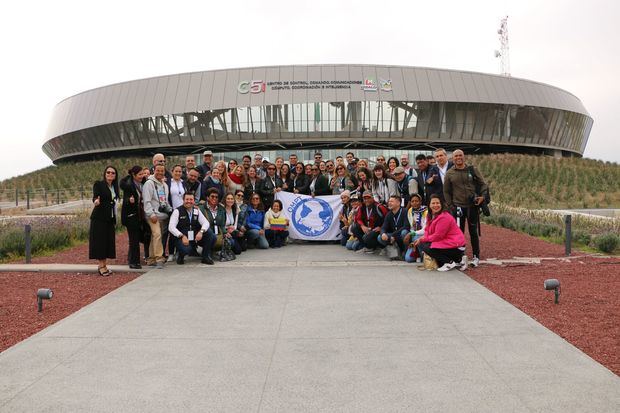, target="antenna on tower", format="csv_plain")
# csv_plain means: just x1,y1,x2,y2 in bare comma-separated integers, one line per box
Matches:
494,16,510,76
